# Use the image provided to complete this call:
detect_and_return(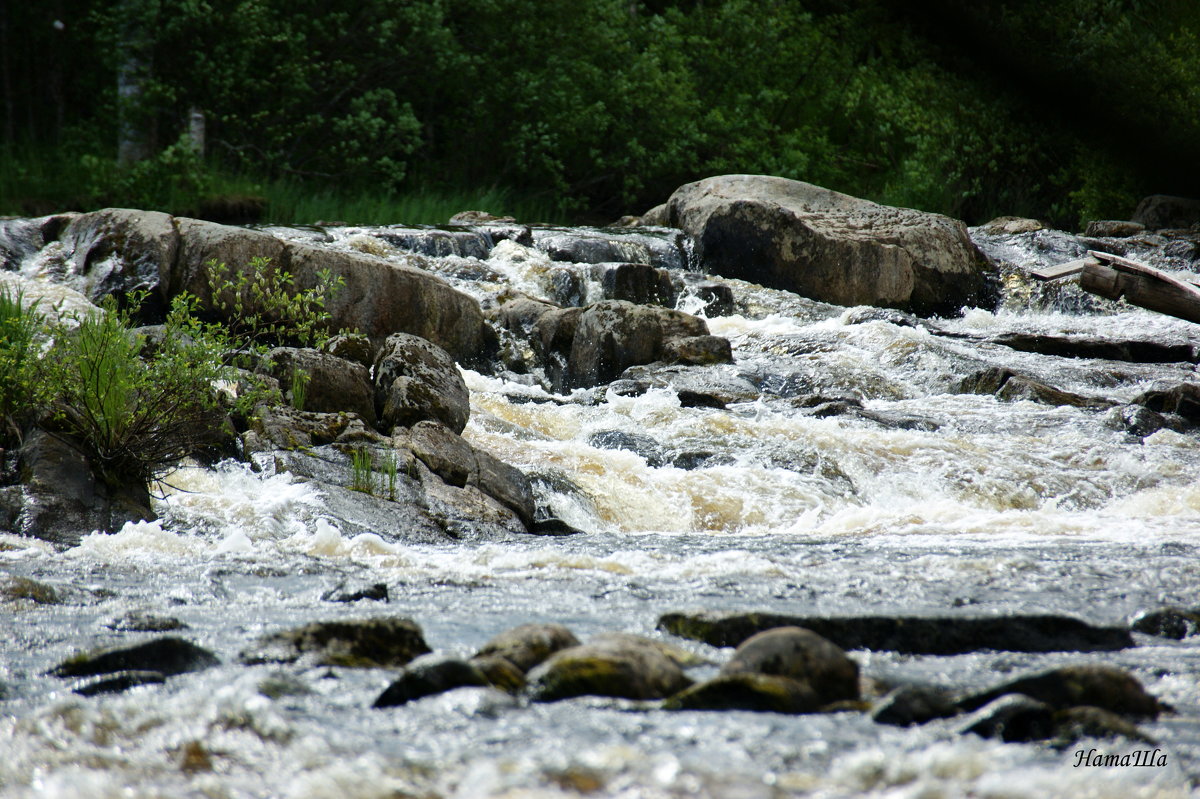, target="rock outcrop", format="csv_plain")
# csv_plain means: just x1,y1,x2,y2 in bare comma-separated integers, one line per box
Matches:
659,174,997,316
